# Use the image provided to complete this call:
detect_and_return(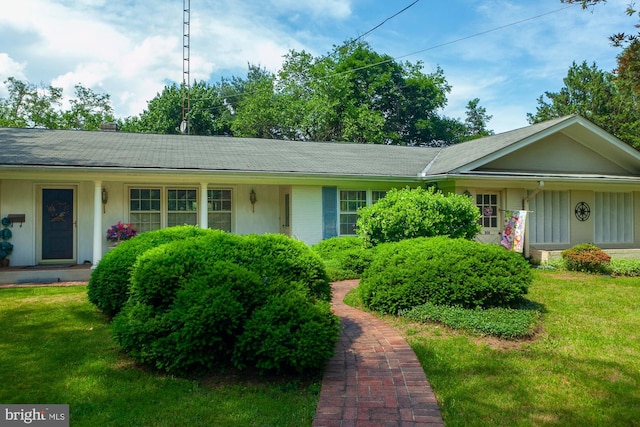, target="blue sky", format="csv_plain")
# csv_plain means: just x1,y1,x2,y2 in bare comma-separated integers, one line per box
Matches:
0,0,636,133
